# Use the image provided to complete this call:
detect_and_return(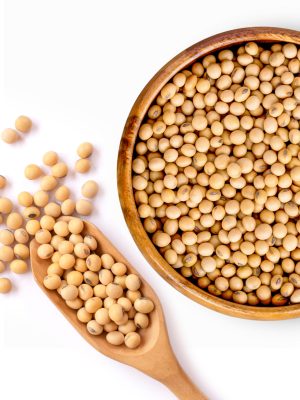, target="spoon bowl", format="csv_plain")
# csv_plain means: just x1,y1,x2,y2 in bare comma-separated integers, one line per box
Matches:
30,219,206,400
